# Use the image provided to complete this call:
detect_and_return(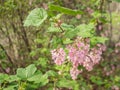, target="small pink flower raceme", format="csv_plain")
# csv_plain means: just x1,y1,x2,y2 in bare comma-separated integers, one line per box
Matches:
51,48,66,65
83,56,94,71
70,67,82,80
115,42,120,47
86,7,94,15
115,42,120,53
51,37,106,80
84,44,106,71
67,37,106,79
112,85,119,90
67,45,85,67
